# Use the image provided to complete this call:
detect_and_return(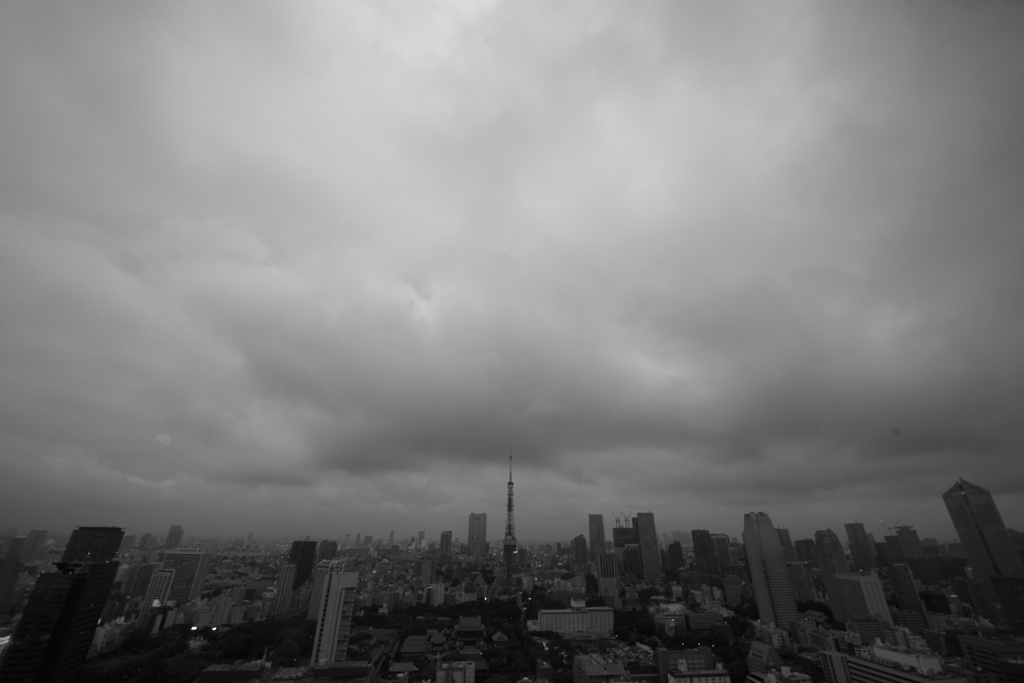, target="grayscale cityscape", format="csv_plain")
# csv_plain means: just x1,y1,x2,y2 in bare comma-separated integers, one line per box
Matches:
1,2,1023,683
